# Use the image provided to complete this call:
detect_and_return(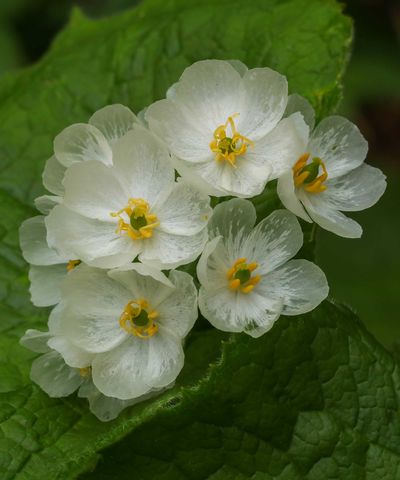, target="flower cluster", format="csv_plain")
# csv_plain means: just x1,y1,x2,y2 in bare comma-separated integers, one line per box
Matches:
20,60,386,421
